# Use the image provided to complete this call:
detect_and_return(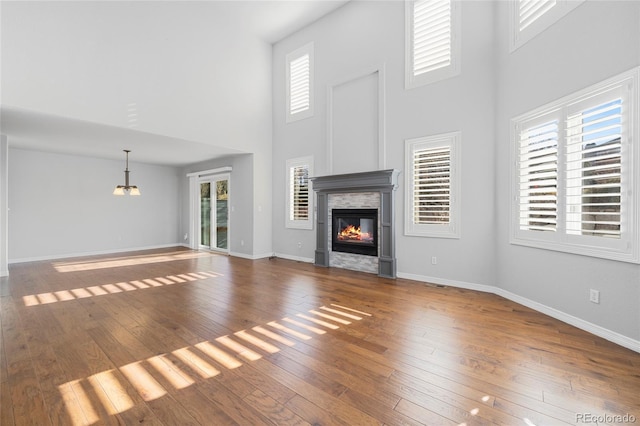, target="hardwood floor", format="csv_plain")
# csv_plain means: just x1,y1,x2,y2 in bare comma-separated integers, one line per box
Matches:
1,247,639,425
